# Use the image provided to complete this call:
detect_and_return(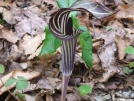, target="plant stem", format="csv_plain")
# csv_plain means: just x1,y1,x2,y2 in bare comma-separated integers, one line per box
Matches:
22,90,27,101
61,75,70,101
